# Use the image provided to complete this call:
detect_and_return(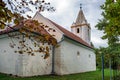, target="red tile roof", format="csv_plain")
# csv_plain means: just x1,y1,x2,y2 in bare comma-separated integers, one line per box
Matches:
0,20,49,35
49,20,93,49
0,24,22,35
